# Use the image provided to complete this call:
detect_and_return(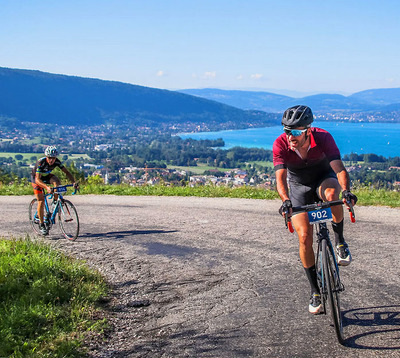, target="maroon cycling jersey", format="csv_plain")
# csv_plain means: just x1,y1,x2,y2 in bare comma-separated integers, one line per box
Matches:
273,127,341,185
31,157,64,183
